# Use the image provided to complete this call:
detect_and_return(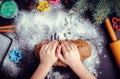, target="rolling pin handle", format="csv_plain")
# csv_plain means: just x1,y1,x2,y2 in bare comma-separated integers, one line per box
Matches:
105,18,117,42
